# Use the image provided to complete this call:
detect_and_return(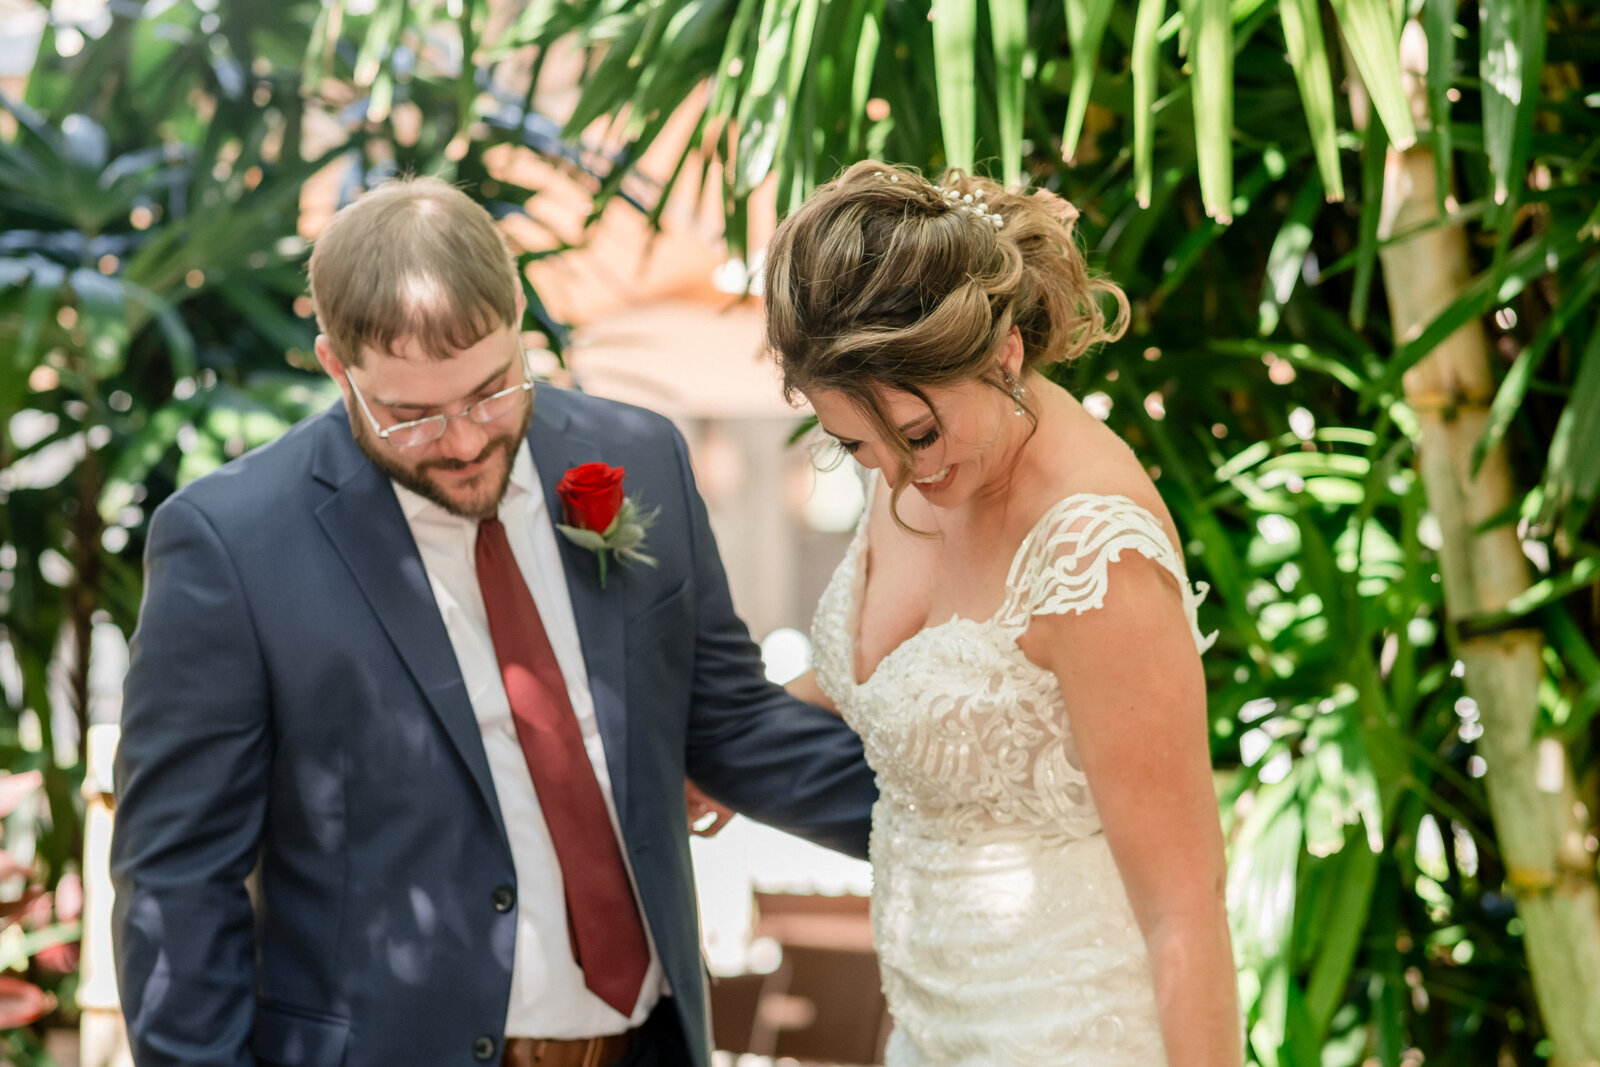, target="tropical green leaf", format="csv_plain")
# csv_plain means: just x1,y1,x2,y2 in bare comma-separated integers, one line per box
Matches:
1538,319,1600,539
1423,0,1458,215
1061,0,1114,167
0,921,80,974
1278,0,1345,201
848,0,884,156
931,0,978,171
100,399,202,504
66,268,130,378
707,0,763,119
775,0,824,218
1473,258,1600,474
1153,156,1277,300
1130,0,1166,207
1348,102,1387,331
6,257,65,373
560,11,651,137
1479,0,1548,215
1327,0,1417,149
1303,838,1379,1037
730,0,798,199
1209,343,1364,394
1259,173,1323,336
1468,555,1600,632
1379,227,1582,397
1181,0,1234,222
989,0,1028,184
